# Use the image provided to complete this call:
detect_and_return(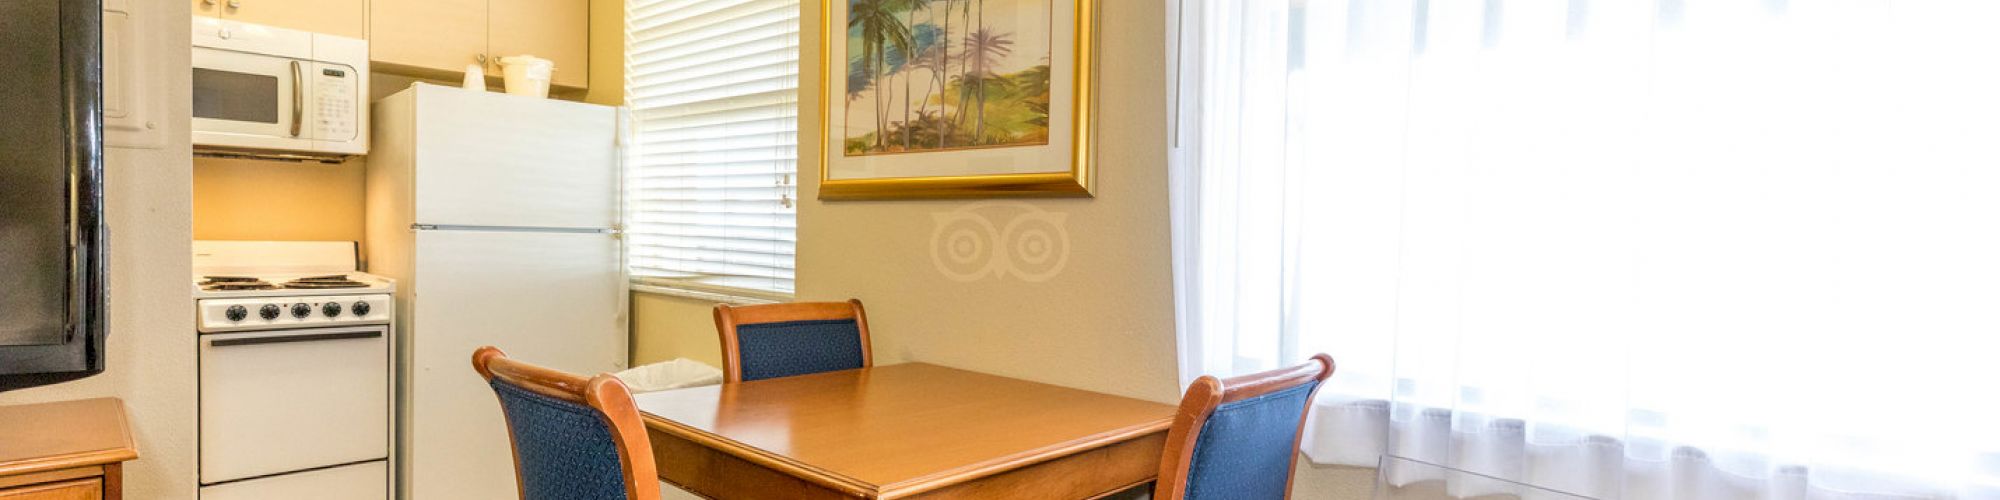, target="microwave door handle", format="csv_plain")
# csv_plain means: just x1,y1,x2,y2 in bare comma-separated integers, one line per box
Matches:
289,60,303,137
